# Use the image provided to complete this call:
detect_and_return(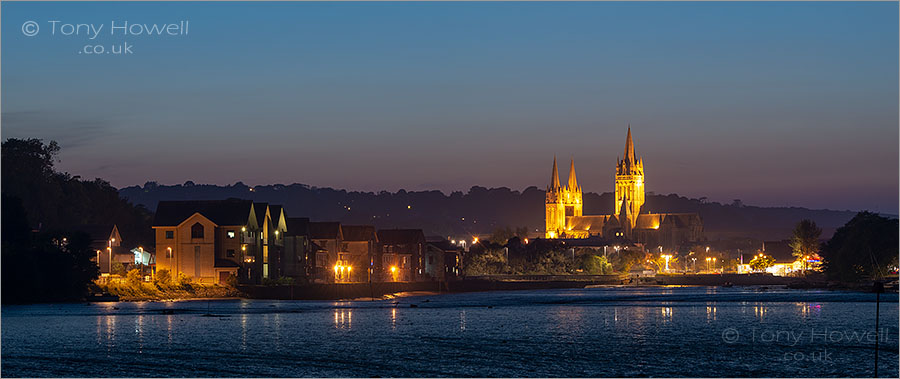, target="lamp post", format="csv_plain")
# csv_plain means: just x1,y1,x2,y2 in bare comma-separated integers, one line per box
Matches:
106,238,116,275
705,257,711,273
712,257,717,273
692,257,697,273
